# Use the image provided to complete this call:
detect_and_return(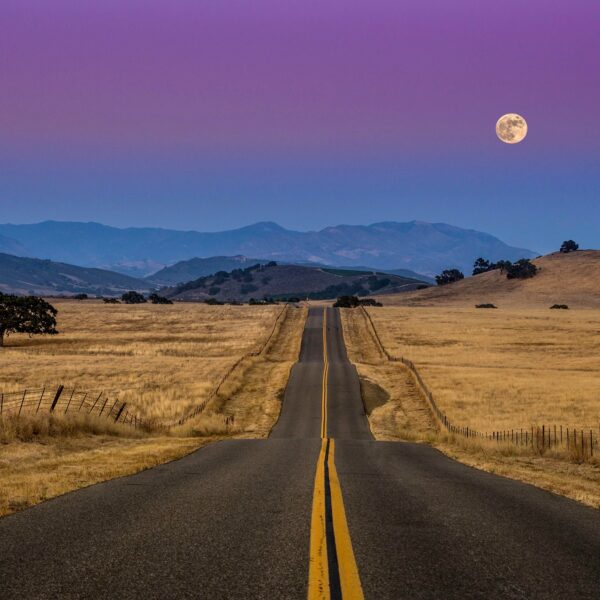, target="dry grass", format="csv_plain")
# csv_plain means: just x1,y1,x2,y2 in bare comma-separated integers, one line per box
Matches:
0,418,216,517
0,302,306,517
0,301,284,421
186,306,307,437
366,306,600,432
341,306,600,508
381,250,600,309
